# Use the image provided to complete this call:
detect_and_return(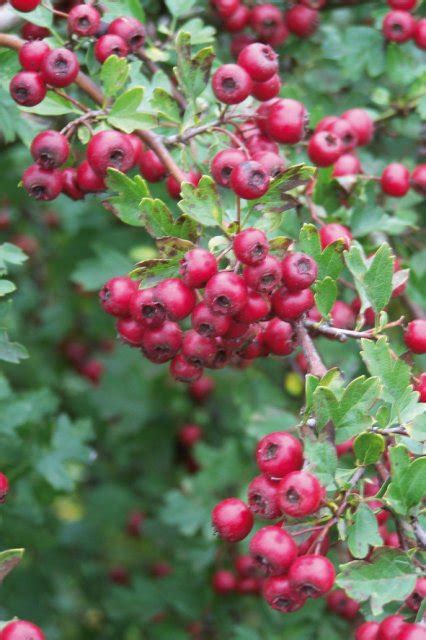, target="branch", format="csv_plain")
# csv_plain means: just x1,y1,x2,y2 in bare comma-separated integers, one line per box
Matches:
304,317,404,342
295,320,327,378
411,516,426,551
